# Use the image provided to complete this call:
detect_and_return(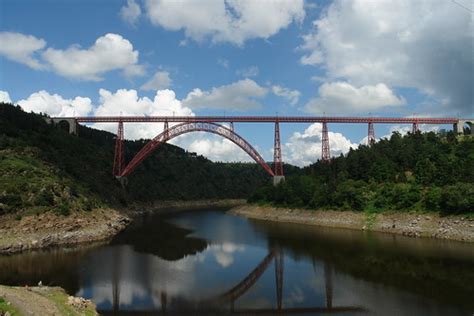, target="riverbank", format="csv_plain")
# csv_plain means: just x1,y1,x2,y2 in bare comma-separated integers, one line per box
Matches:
0,199,246,255
230,204,474,242
0,208,131,255
0,285,98,315
123,199,246,218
